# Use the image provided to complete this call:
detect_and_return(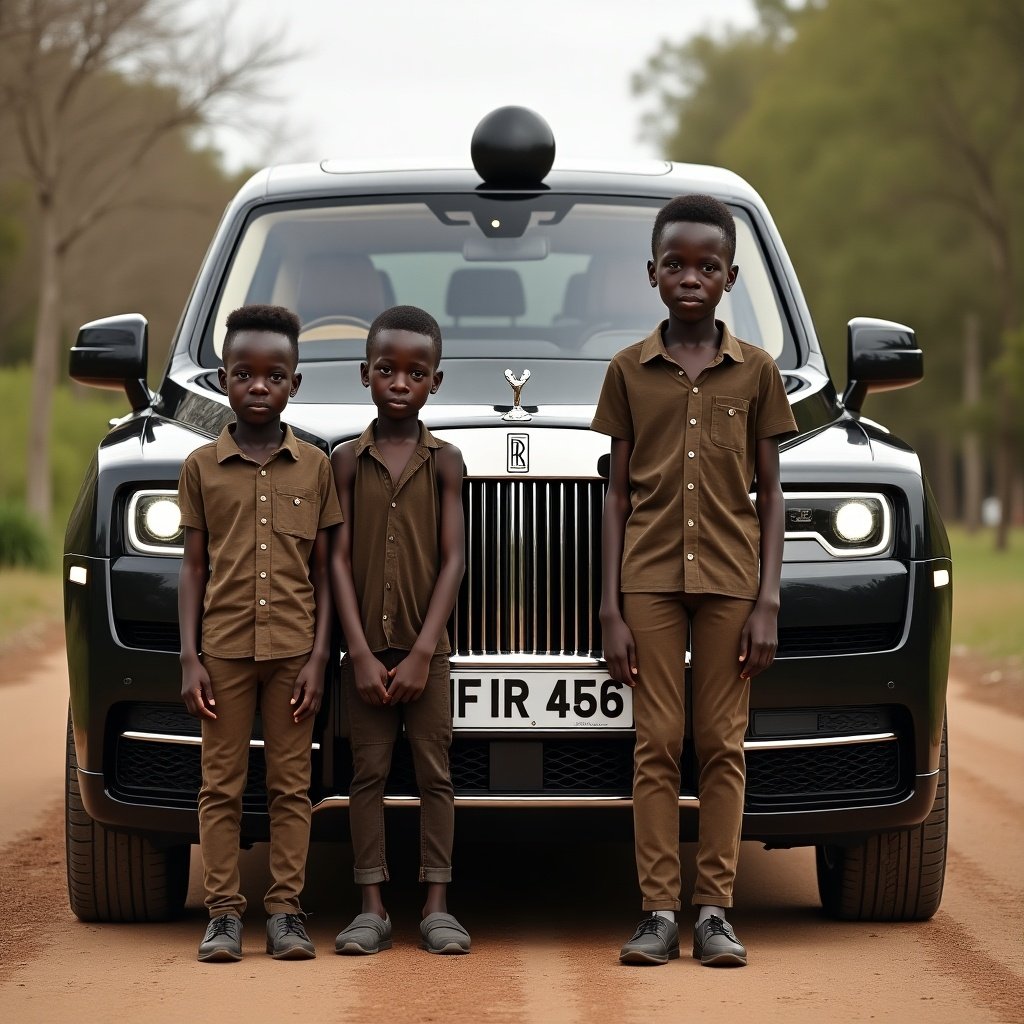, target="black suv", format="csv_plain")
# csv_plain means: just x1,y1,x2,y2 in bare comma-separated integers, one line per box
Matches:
64,109,950,924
